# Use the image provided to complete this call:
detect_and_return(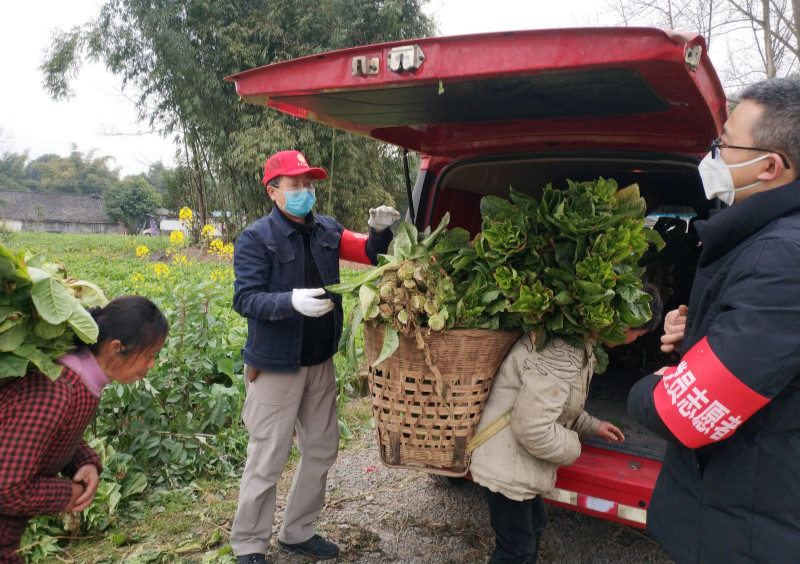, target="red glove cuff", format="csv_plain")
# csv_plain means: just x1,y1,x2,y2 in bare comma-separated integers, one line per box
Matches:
340,229,371,264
